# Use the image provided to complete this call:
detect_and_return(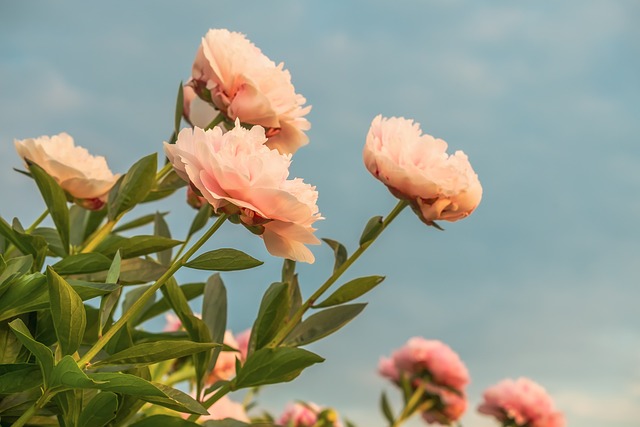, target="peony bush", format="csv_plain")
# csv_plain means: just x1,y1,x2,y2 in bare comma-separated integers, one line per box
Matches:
0,28,563,427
